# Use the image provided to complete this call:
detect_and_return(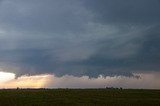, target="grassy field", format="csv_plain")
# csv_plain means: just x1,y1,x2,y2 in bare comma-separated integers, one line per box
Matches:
0,89,160,106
